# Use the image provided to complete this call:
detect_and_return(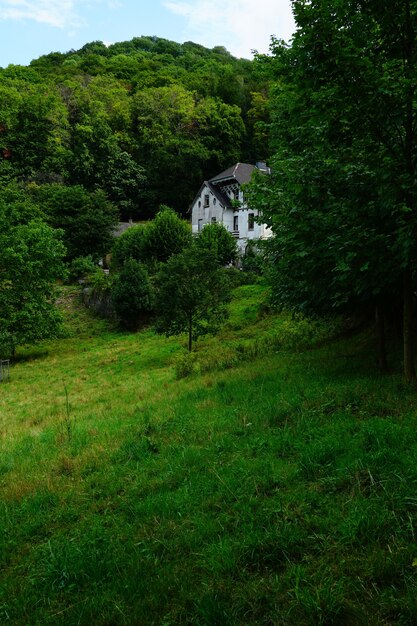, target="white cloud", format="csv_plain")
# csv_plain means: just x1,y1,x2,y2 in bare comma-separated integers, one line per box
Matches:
0,0,82,28
164,0,295,58
0,0,119,29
